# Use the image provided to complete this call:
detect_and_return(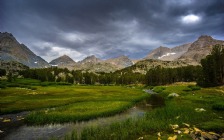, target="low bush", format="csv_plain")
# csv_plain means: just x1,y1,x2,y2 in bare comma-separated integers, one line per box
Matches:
153,86,166,93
